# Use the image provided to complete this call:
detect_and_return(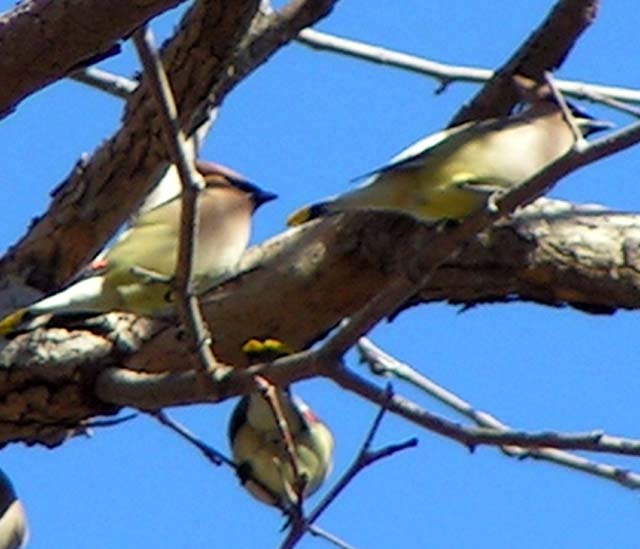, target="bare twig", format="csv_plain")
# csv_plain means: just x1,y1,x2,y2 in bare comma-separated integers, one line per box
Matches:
545,71,586,147
132,25,221,378
152,410,232,467
150,410,283,497
69,67,137,98
579,90,640,118
306,525,355,549
281,386,417,549
296,27,640,110
253,376,307,511
331,363,640,457
71,413,139,439
358,338,640,490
